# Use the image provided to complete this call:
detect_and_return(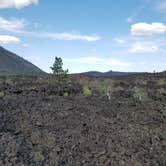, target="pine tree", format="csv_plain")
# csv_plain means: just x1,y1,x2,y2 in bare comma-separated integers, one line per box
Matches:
50,57,69,84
